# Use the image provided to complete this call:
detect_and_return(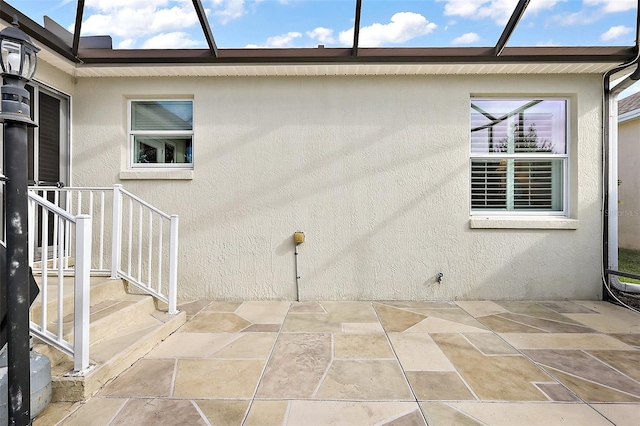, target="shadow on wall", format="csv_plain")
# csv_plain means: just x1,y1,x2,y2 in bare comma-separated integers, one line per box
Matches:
188,77,460,229
304,161,469,299
275,236,297,294
464,222,600,301
74,135,124,181
191,125,463,232
194,123,403,227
